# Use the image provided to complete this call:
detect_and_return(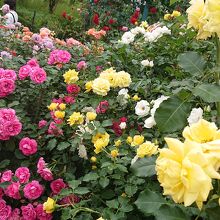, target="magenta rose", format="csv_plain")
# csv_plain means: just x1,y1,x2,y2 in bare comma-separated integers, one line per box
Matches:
39,168,53,181
8,208,20,219
63,96,75,104
96,100,109,114
66,84,80,94
4,119,22,137
38,120,47,129
30,67,47,84
0,78,15,98
15,167,30,184
19,137,38,156
18,65,32,80
0,108,16,121
35,204,52,220
0,205,12,220
3,70,17,81
0,199,6,210
50,178,66,195
27,58,39,68
1,170,13,182
37,157,46,173
5,182,21,200
21,204,36,220
23,181,43,200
